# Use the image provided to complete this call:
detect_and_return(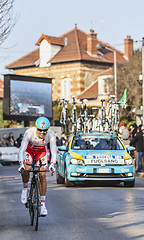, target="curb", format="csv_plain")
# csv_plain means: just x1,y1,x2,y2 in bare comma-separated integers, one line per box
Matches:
135,172,144,178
